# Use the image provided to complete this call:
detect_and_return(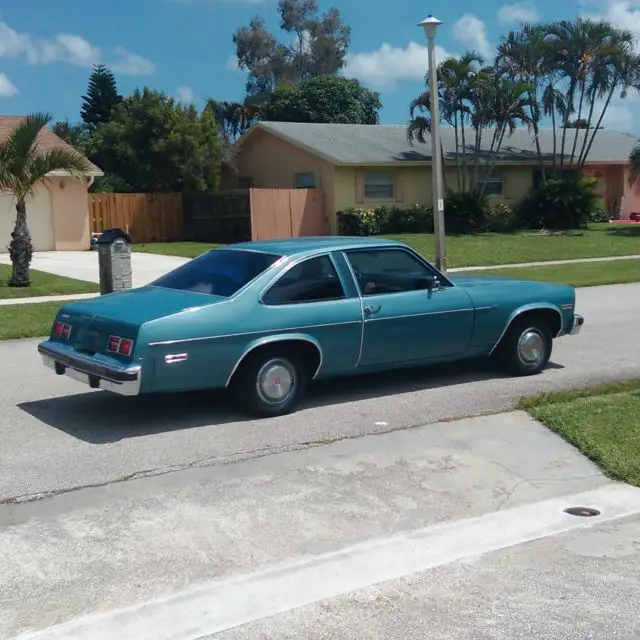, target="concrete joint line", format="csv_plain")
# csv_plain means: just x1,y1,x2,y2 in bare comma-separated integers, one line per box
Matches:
13,483,640,640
